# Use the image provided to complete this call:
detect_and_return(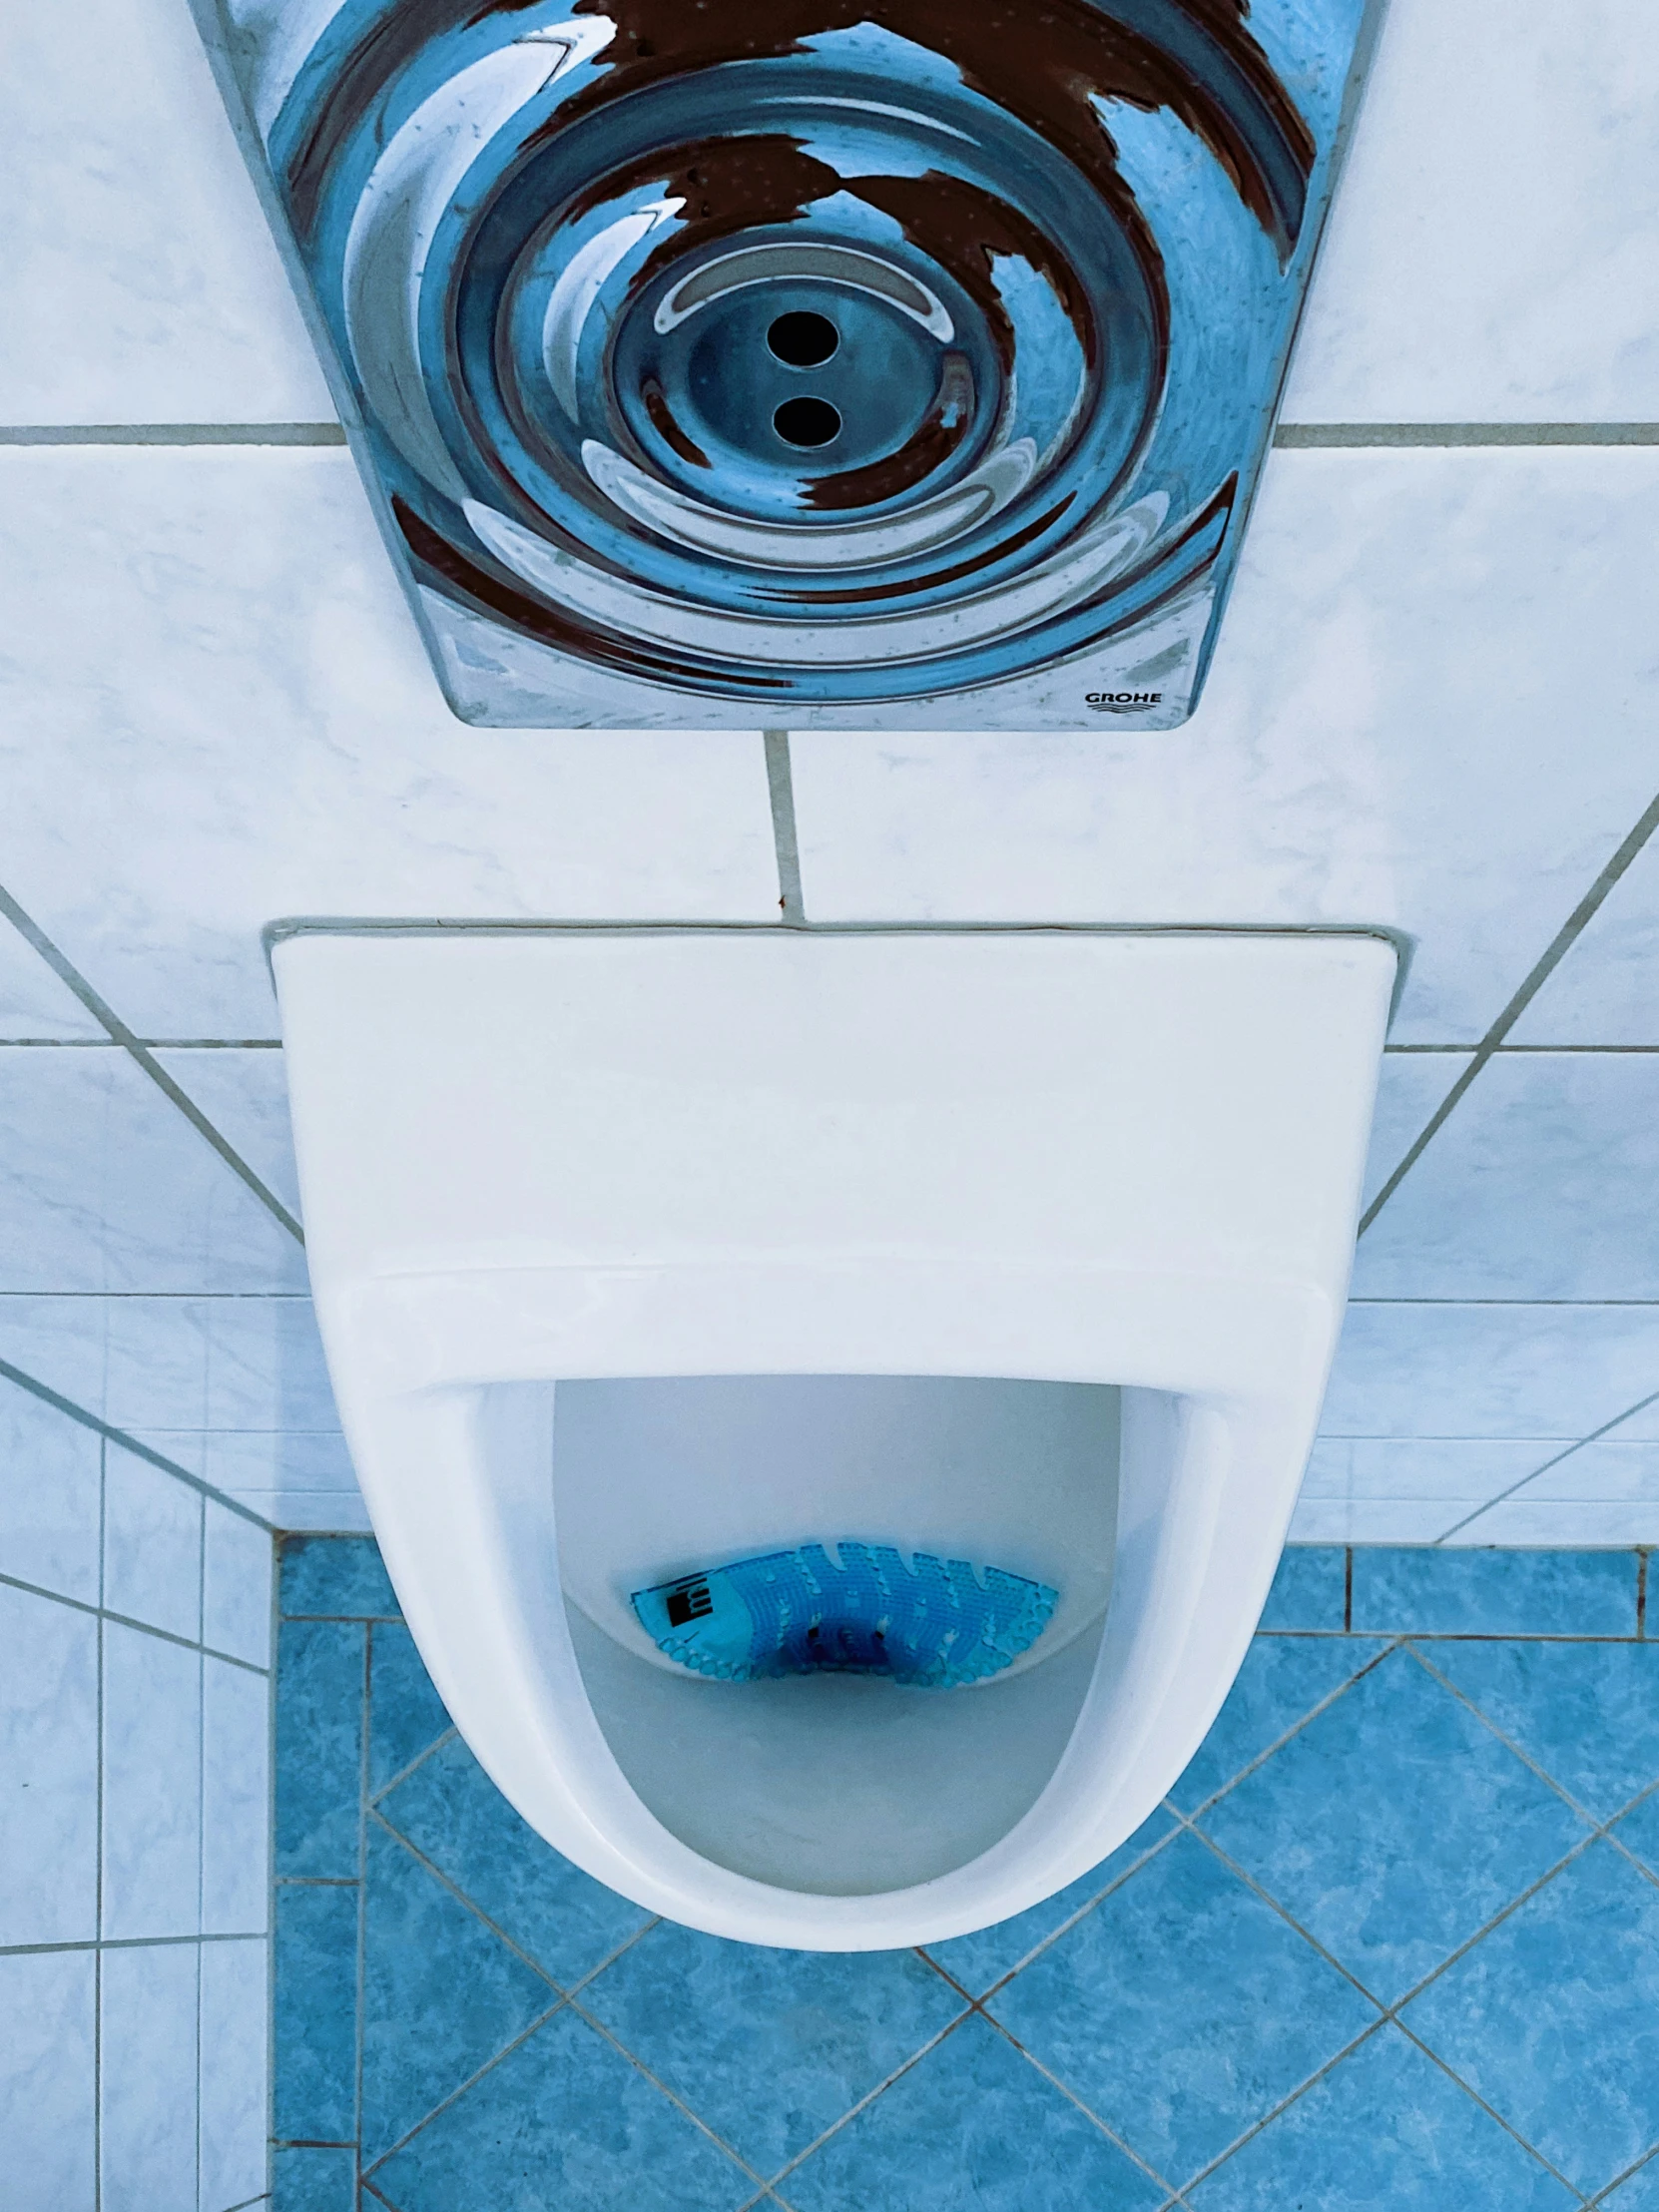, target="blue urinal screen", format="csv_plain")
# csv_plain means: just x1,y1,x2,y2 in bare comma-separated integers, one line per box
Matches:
631,1542,1058,1688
